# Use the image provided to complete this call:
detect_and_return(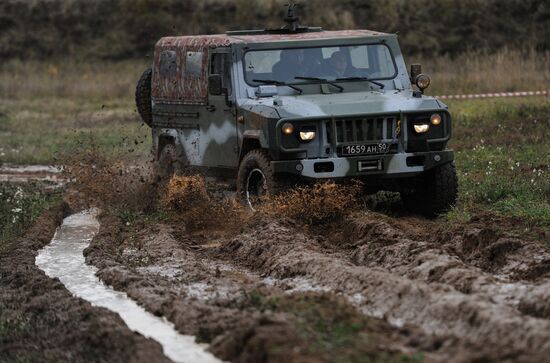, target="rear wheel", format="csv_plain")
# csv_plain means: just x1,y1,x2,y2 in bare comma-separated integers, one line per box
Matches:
237,149,280,210
401,162,458,217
